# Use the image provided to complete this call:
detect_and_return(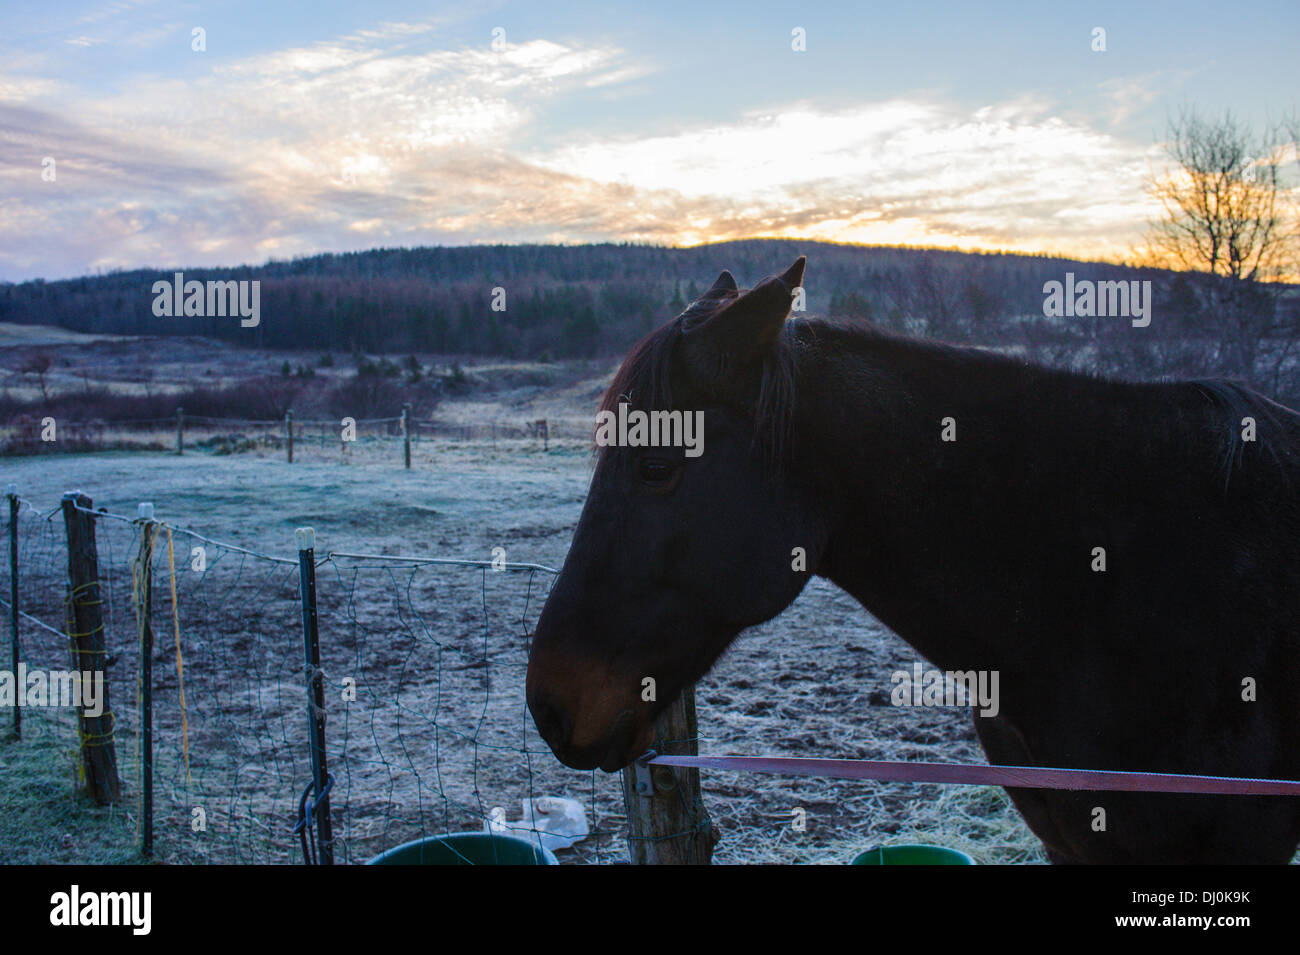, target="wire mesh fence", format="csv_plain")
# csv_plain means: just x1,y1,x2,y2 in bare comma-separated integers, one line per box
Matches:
314,554,625,864
2,491,627,864
2,496,80,748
